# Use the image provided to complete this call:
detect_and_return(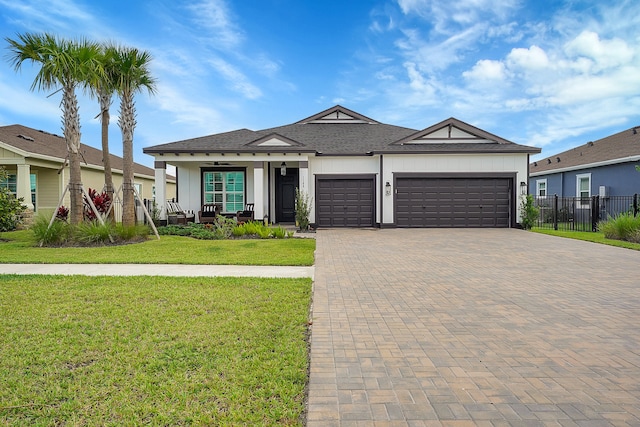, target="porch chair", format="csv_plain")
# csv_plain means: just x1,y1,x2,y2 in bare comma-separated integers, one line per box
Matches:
166,201,195,224
198,203,219,224
236,203,255,223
